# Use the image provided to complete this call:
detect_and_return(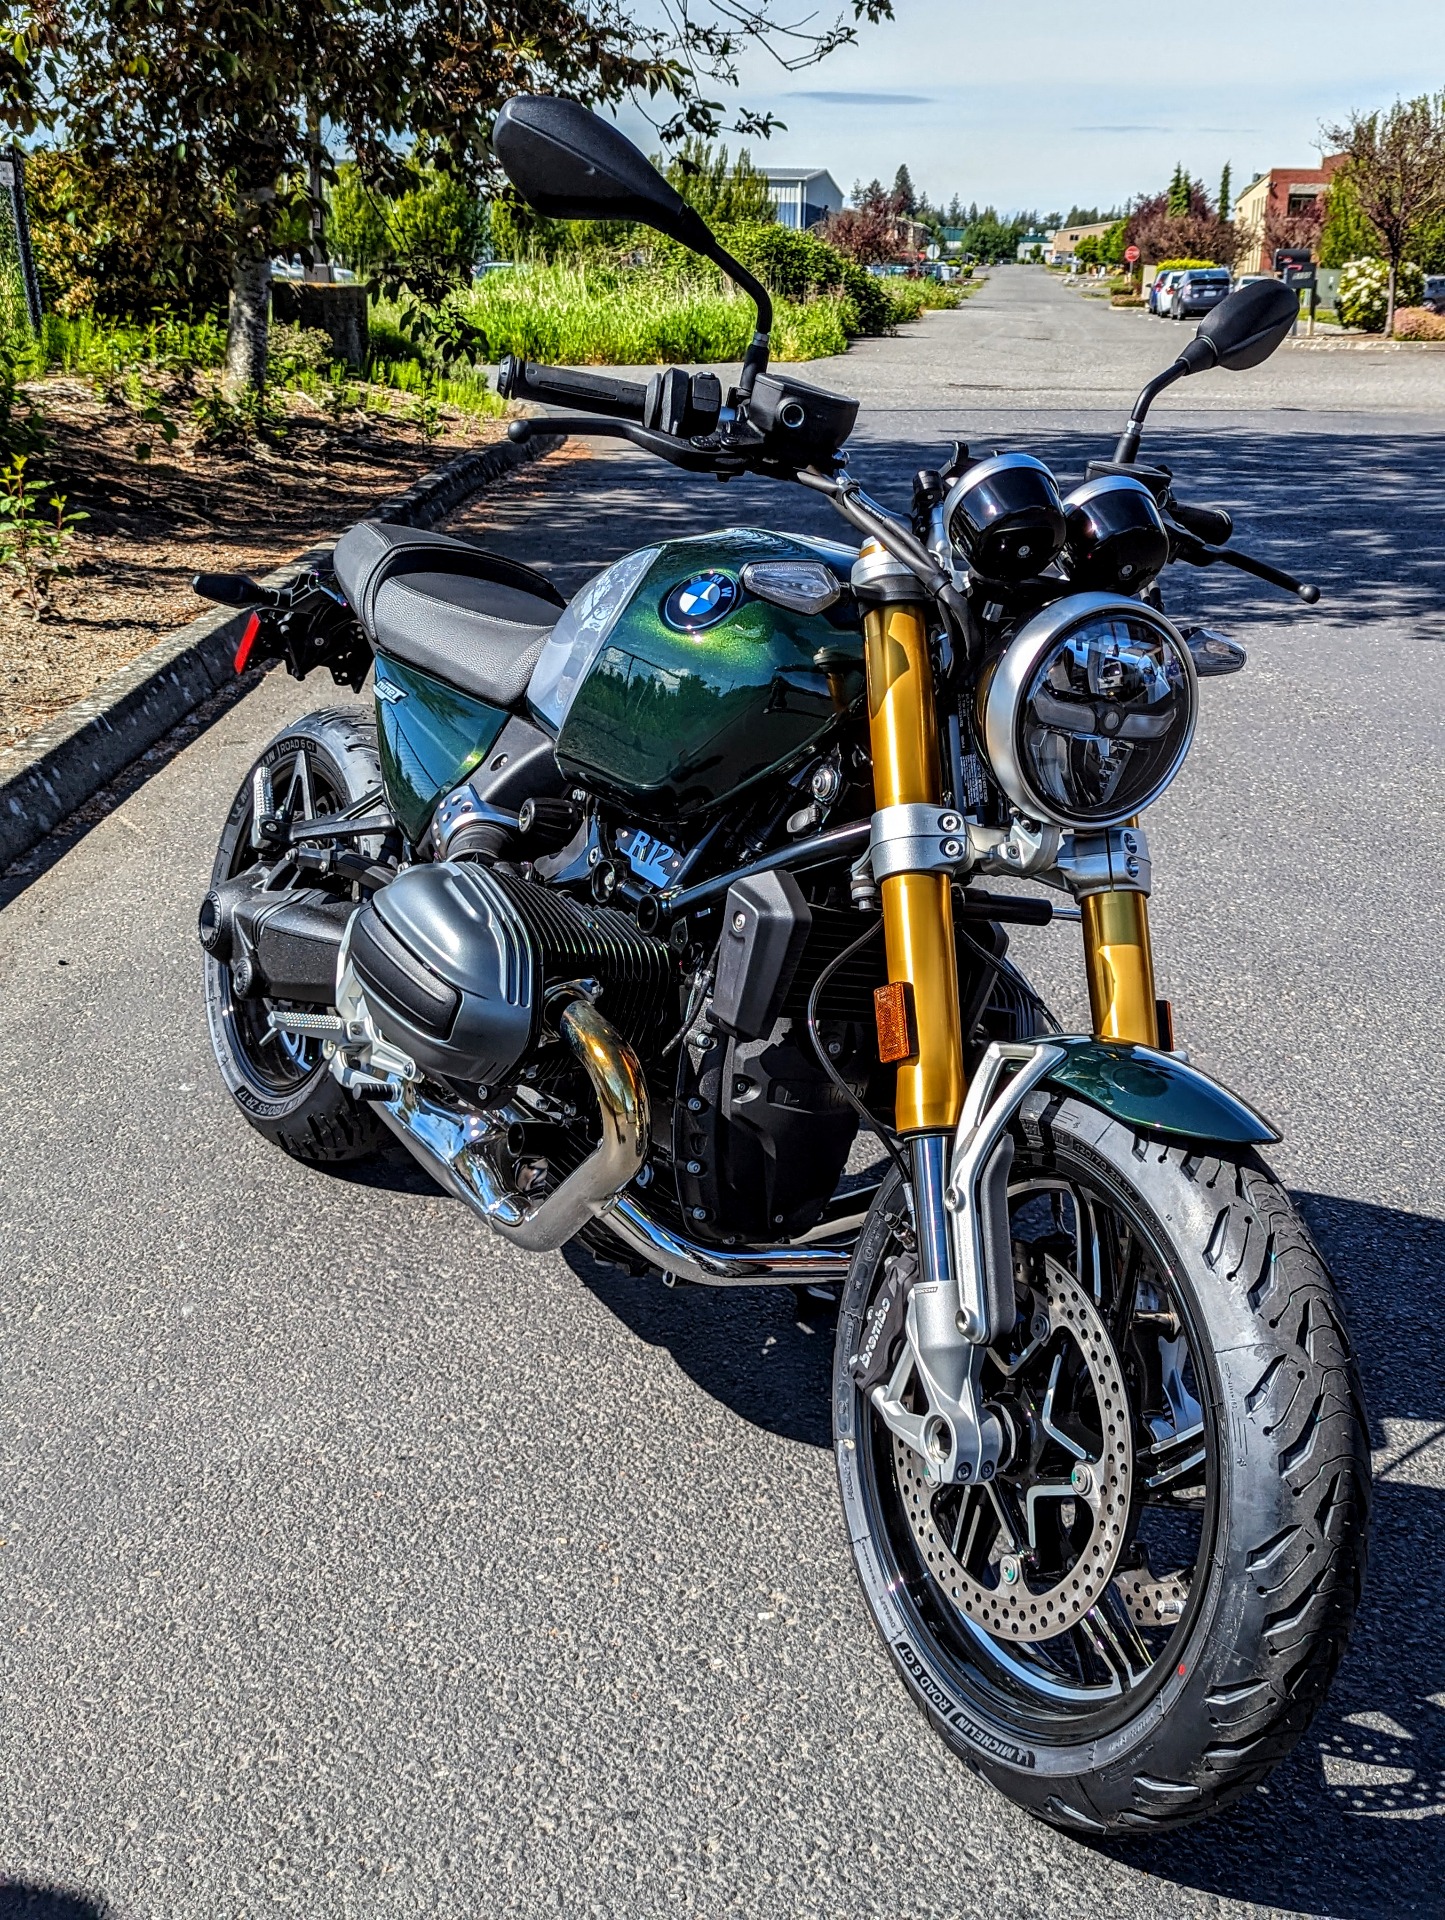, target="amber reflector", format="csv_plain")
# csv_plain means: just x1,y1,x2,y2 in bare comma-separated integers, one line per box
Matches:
874,981,917,1065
